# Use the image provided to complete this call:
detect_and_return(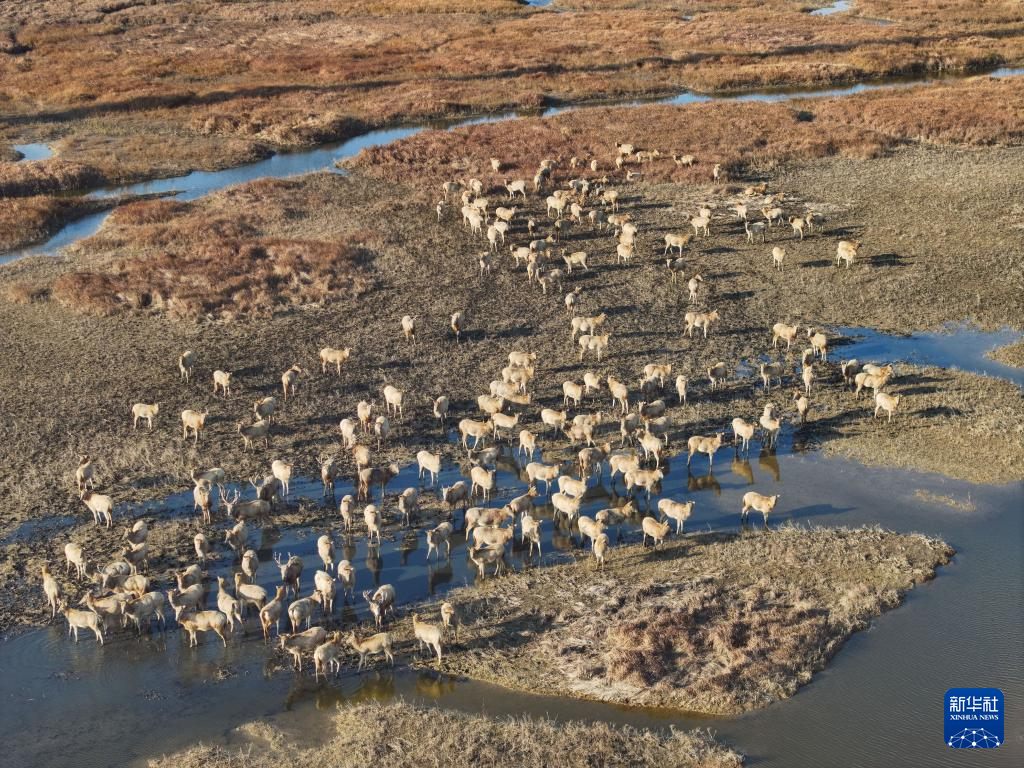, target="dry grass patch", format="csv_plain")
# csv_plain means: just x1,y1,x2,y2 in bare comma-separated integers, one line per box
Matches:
48,130,274,186
405,526,952,713
331,0,525,12
914,488,977,512
0,159,104,196
46,177,377,320
810,76,1024,146
856,0,1024,24
0,191,183,254
988,339,1024,368
1,280,49,305
147,699,742,768
0,195,94,252
51,238,372,320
